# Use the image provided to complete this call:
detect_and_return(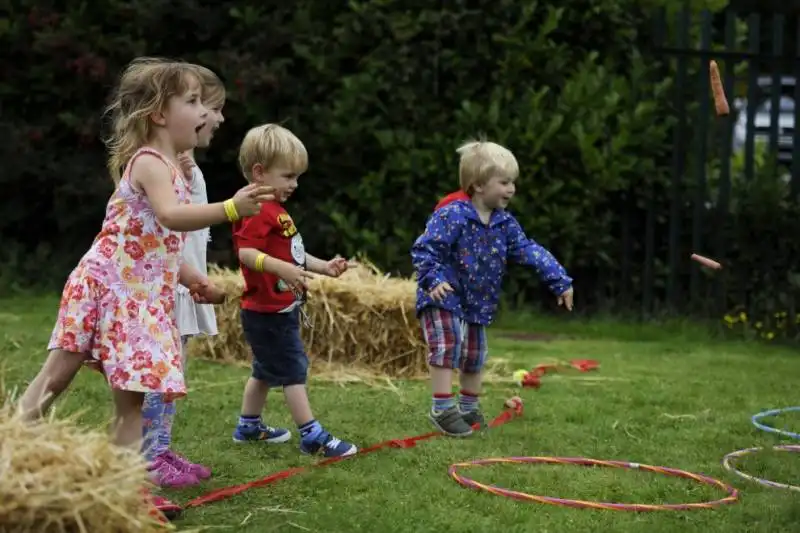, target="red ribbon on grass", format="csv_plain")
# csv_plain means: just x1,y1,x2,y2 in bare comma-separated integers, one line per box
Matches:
185,398,524,508
519,359,599,389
